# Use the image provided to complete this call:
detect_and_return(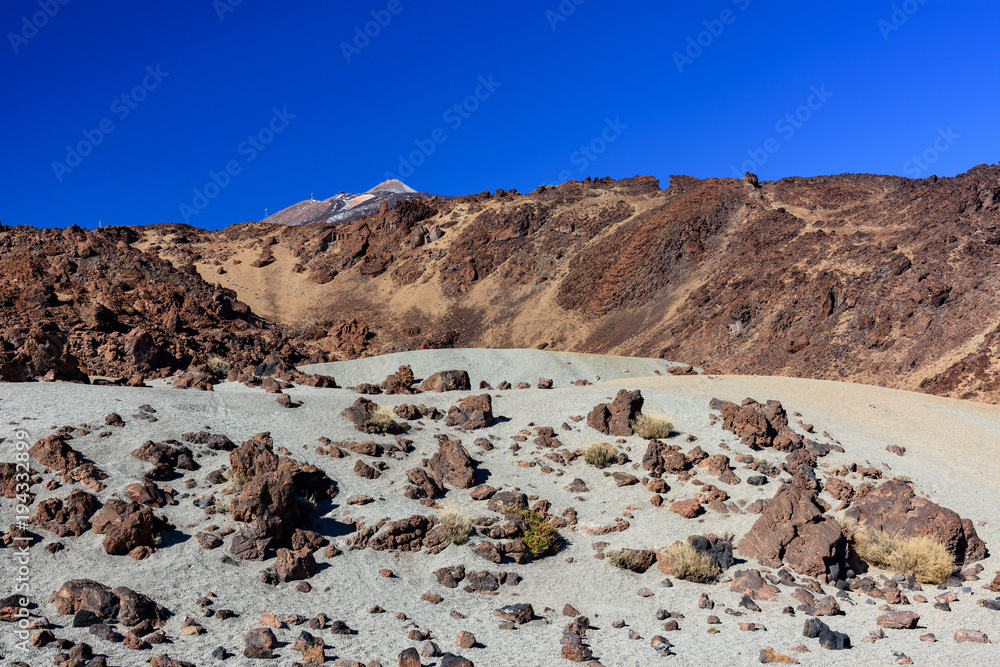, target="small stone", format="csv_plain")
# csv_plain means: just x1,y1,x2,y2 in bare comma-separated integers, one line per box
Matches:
457,631,476,648
955,629,989,644
759,647,800,664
